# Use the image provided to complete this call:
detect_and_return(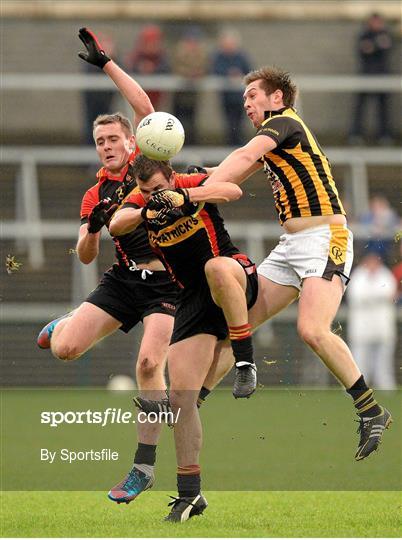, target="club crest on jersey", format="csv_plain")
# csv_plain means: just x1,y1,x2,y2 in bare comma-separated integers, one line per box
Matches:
115,186,125,200
263,161,283,194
